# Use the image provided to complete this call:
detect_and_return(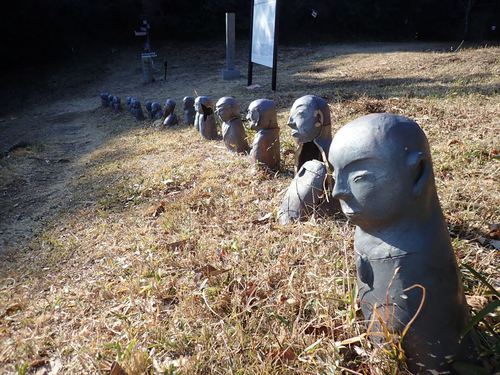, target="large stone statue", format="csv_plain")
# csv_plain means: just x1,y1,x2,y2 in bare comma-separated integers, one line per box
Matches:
130,99,145,120
163,99,178,127
195,96,218,140
329,113,479,373
278,95,338,224
183,96,196,126
216,97,250,154
246,99,280,171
